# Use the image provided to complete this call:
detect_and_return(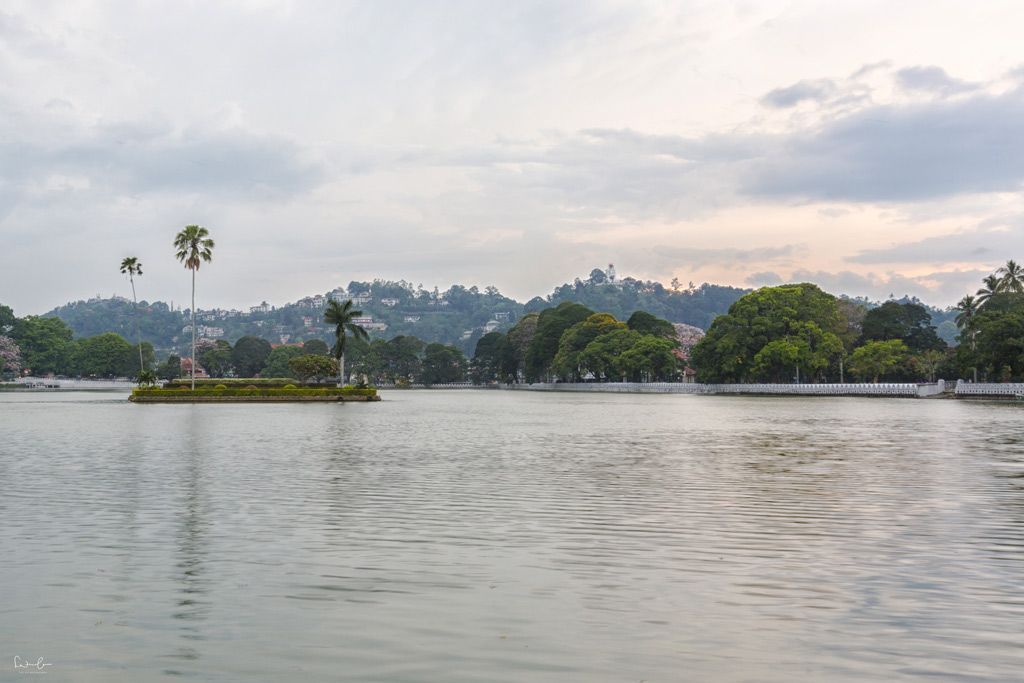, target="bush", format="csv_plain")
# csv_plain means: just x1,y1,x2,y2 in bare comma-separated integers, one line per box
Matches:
132,386,378,398
214,384,228,391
